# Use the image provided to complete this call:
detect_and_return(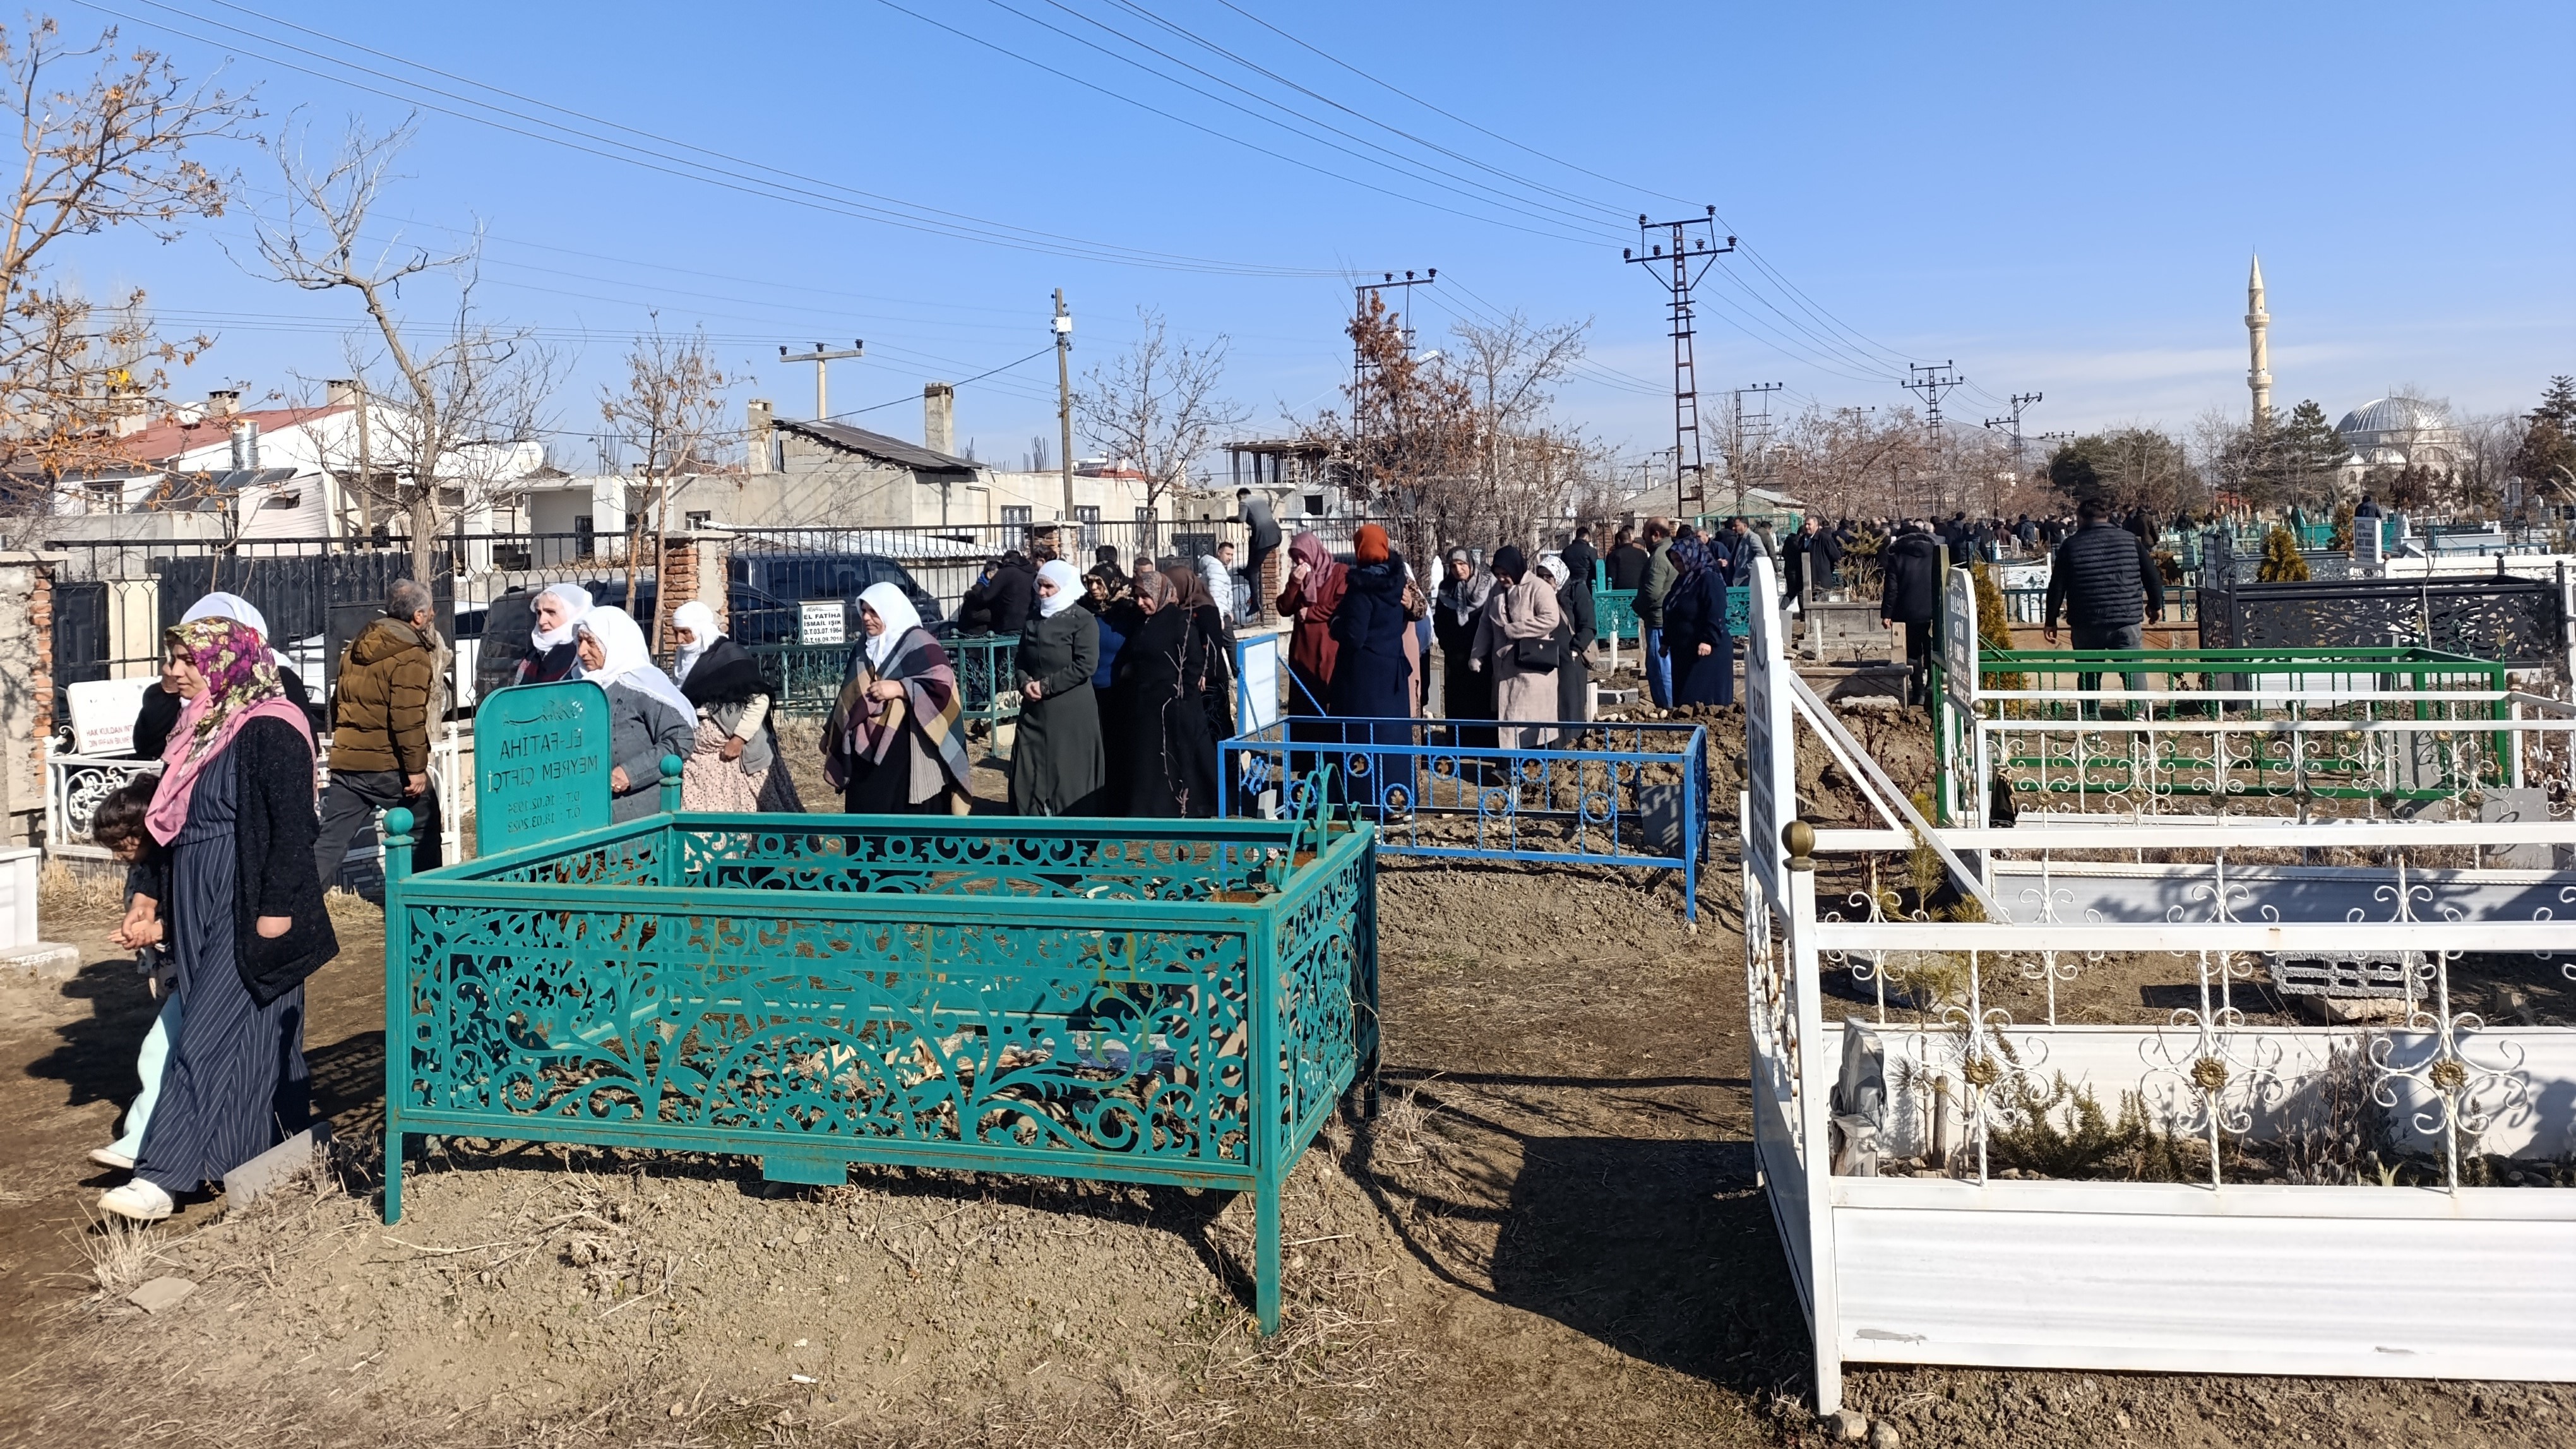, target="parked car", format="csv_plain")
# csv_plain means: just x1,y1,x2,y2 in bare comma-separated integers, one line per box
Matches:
727,553,945,643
